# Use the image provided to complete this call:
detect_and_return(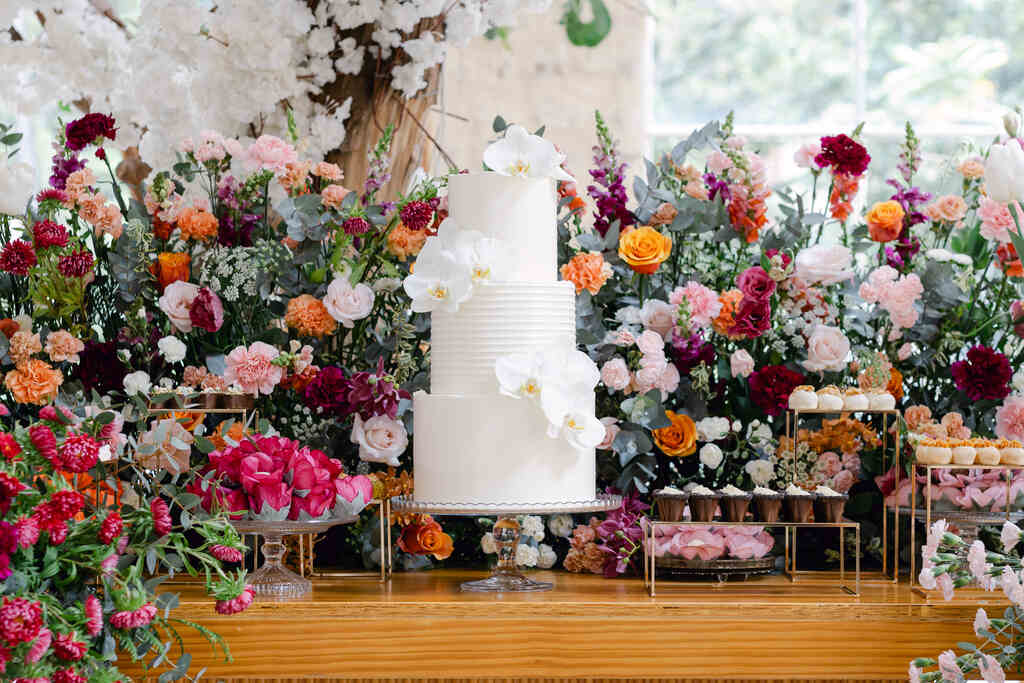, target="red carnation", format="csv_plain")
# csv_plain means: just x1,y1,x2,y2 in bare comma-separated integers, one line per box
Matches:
57,250,95,278
342,215,370,236
32,220,69,249
150,498,172,536
0,596,43,644
814,134,871,177
951,345,1012,401
53,667,87,683
53,632,87,661
29,424,58,467
0,433,20,461
98,511,123,545
57,433,100,473
399,200,433,231
748,364,805,417
0,473,25,517
64,113,117,152
0,240,37,276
